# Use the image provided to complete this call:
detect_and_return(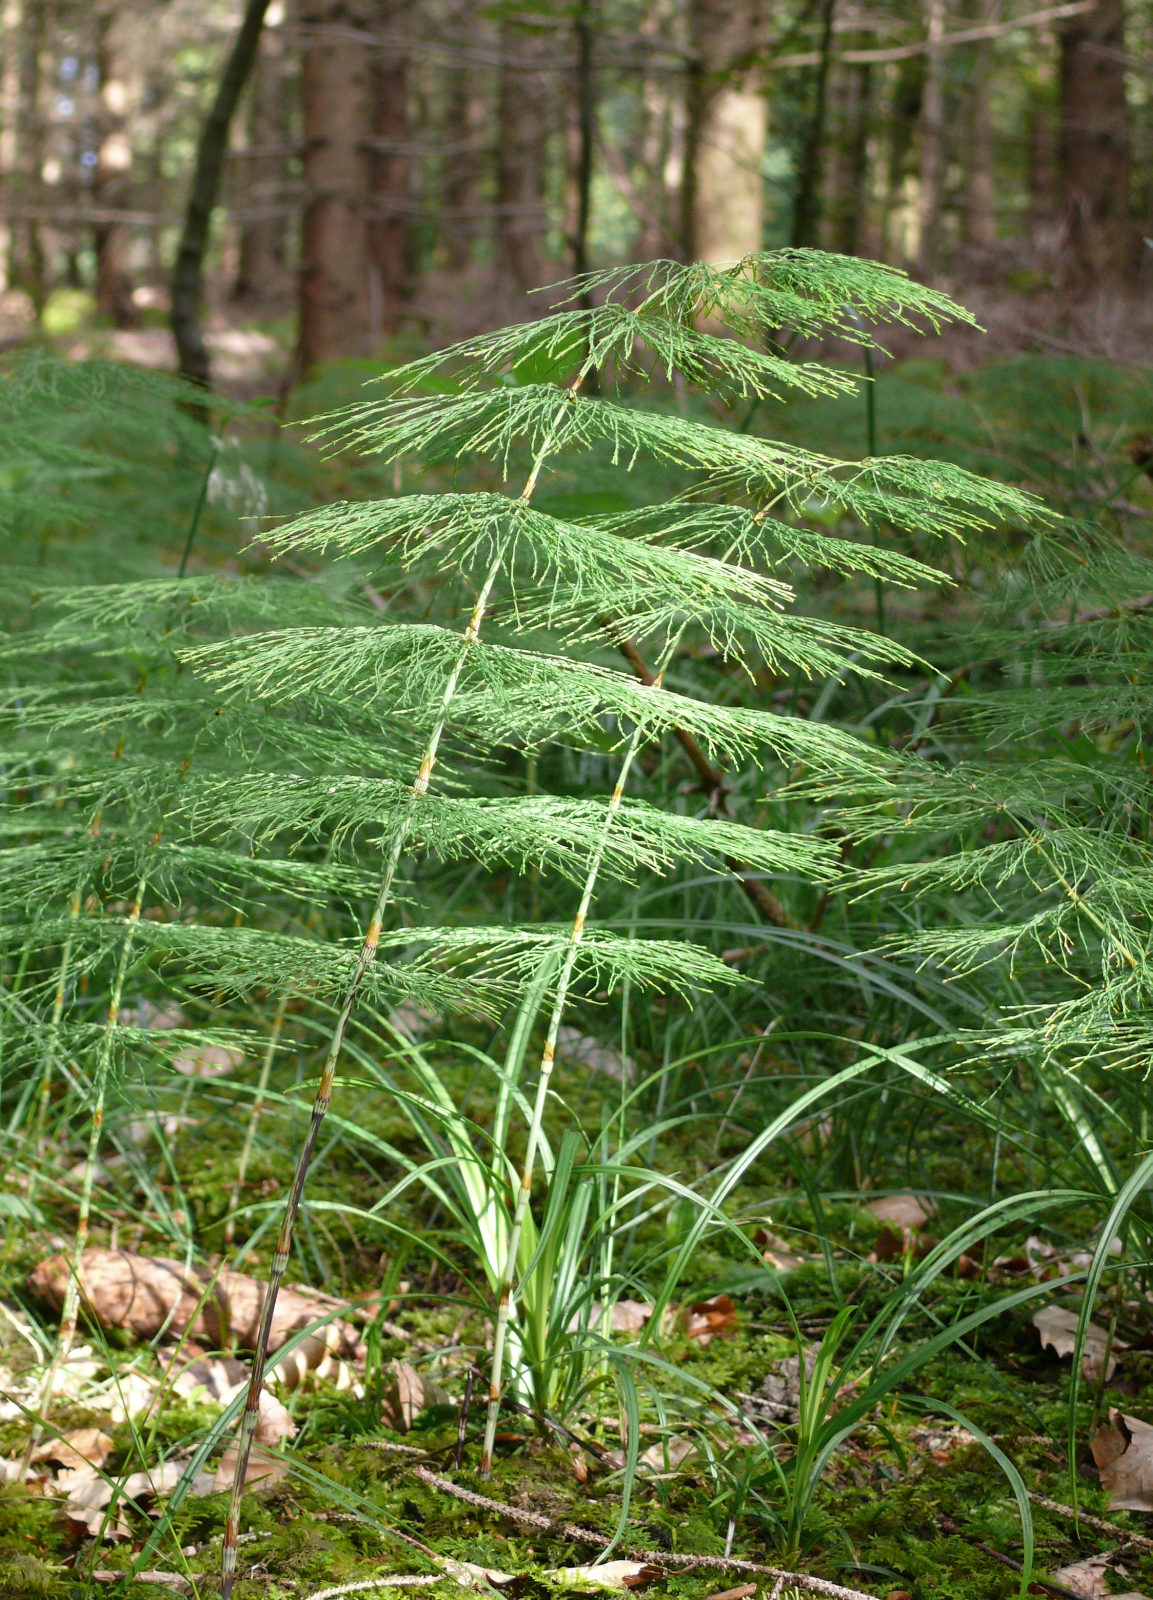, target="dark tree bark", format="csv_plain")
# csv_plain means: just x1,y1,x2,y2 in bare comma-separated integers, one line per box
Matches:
916,0,946,273
234,19,292,303
94,5,138,328
171,0,272,388
792,0,837,248
965,0,997,249
822,60,871,254
1058,0,1138,285
297,0,375,368
439,0,489,271
572,0,595,284
9,0,48,316
495,14,551,292
368,0,410,339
